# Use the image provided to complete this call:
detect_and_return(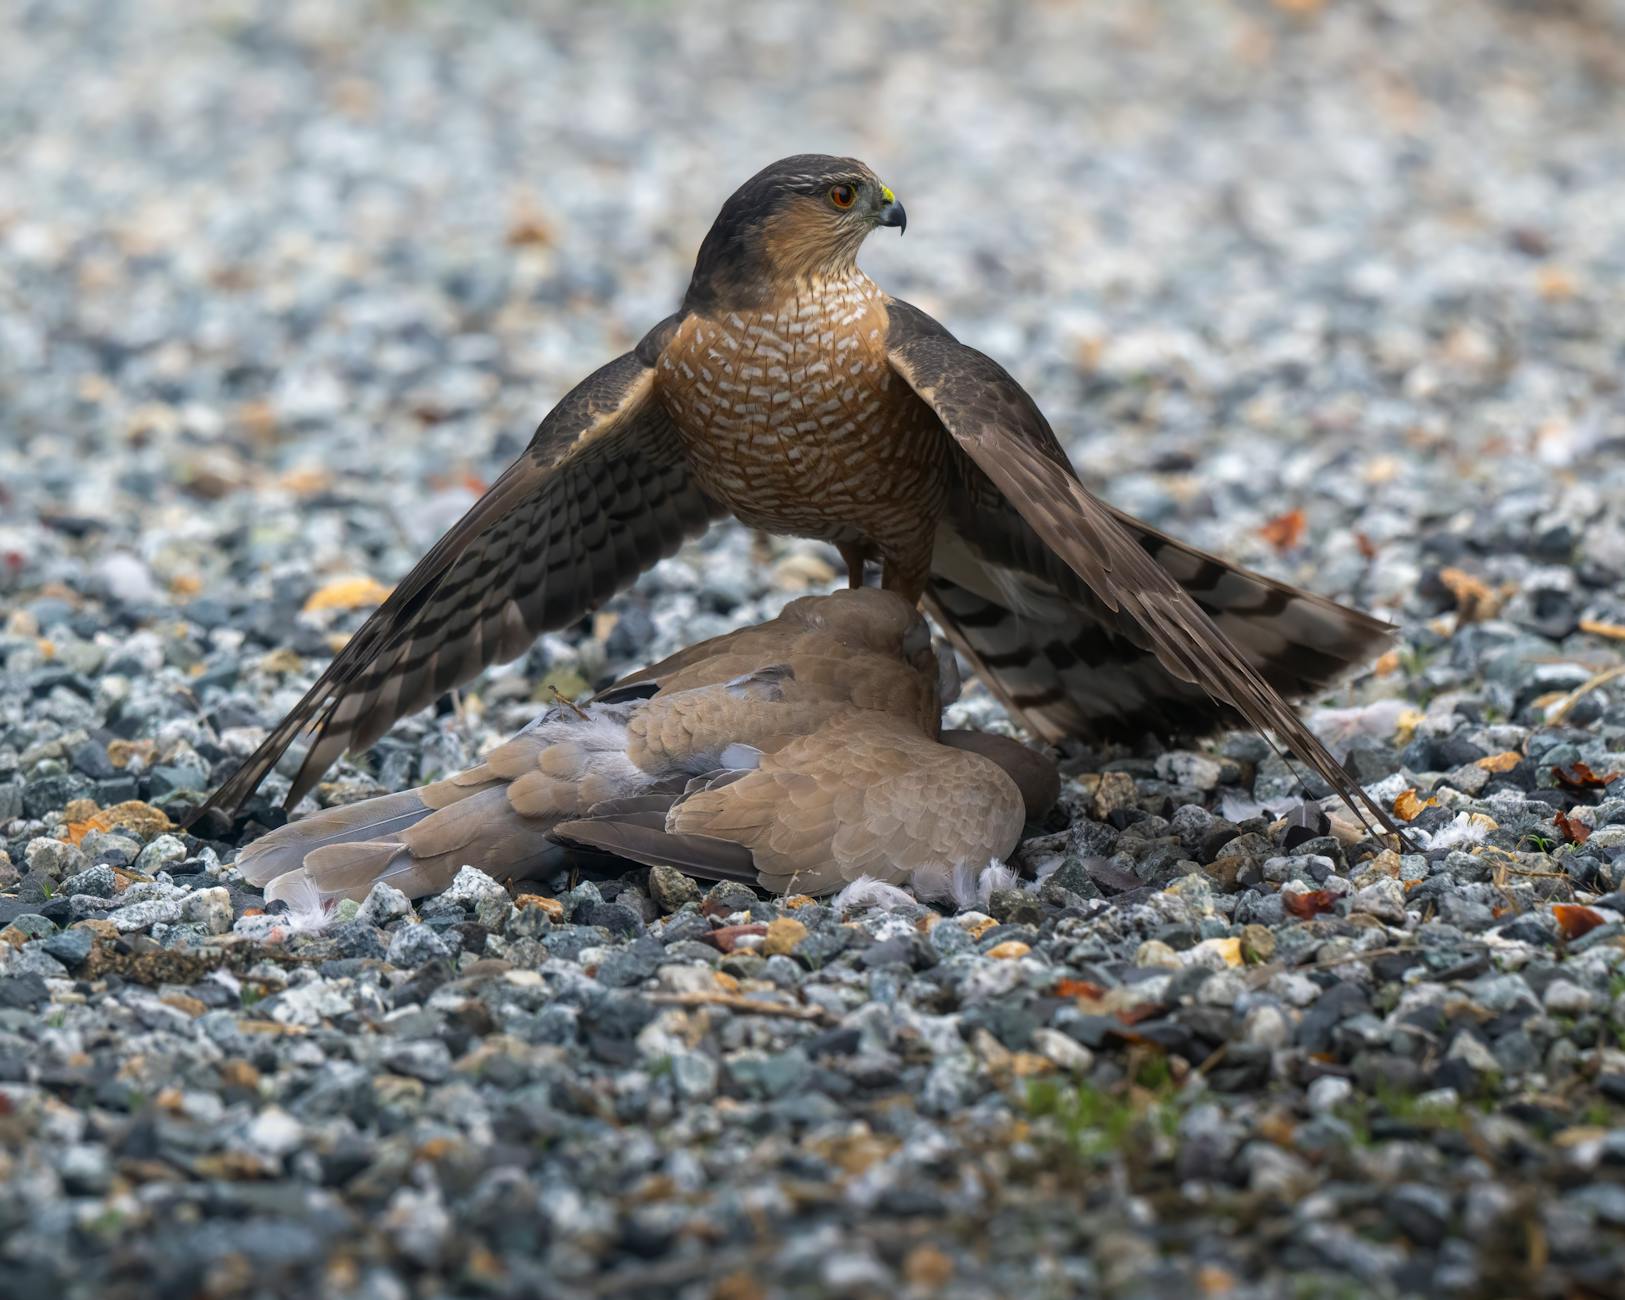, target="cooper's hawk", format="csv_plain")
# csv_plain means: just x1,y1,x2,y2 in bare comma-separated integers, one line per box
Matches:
236,589,1059,910
199,154,1396,834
